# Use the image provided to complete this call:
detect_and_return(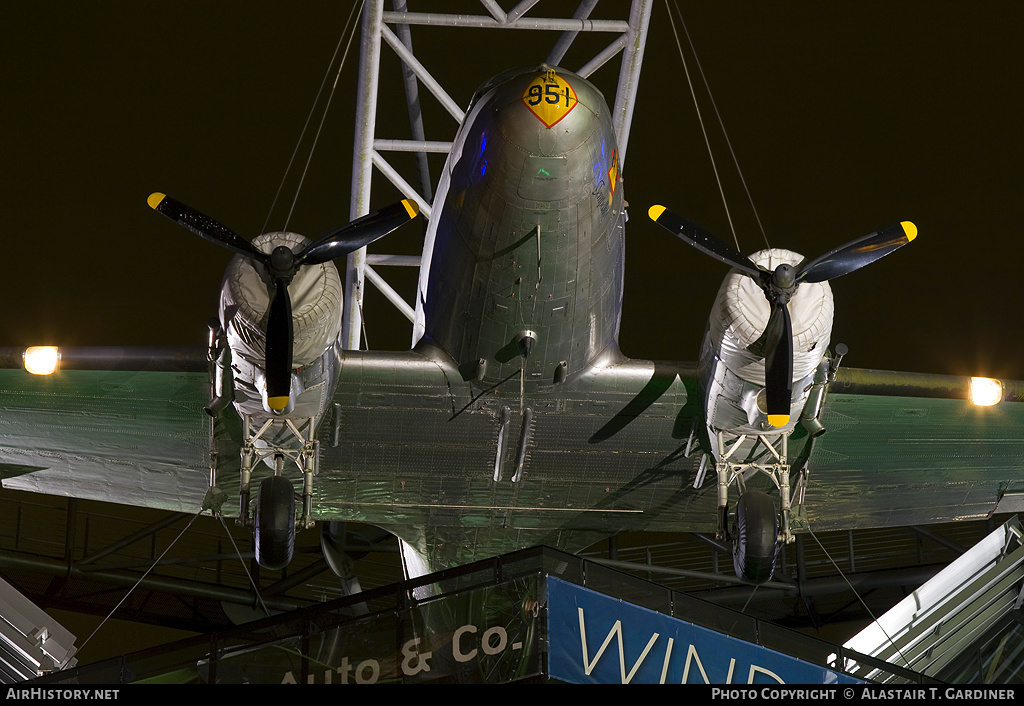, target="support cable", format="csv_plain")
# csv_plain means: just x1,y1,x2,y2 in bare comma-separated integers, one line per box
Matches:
77,511,203,655
804,525,914,670
261,0,365,235
218,515,273,619
666,1,771,255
